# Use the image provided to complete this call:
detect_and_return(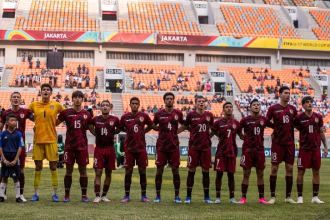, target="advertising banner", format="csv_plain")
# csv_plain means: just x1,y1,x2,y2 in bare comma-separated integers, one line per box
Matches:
281,39,330,51
102,32,154,44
